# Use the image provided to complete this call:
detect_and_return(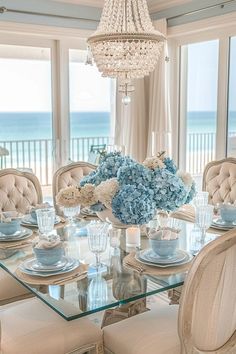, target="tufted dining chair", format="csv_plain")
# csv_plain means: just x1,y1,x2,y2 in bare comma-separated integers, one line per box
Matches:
0,168,43,213
0,169,43,305
202,157,236,205
52,161,96,213
103,229,236,354
0,297,103,354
